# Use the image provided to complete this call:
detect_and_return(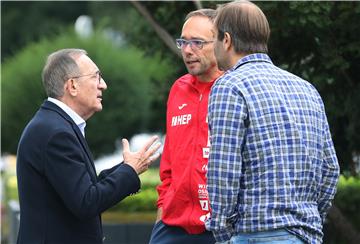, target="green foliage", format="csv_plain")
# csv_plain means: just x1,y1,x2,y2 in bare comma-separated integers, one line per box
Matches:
107,1,360,174
1,1,89,61
88,1,226,133
106,168,160,213
2,166,160,213
1,28,172,157
2,174,18,203
334,175,360,228
258,2,360,173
